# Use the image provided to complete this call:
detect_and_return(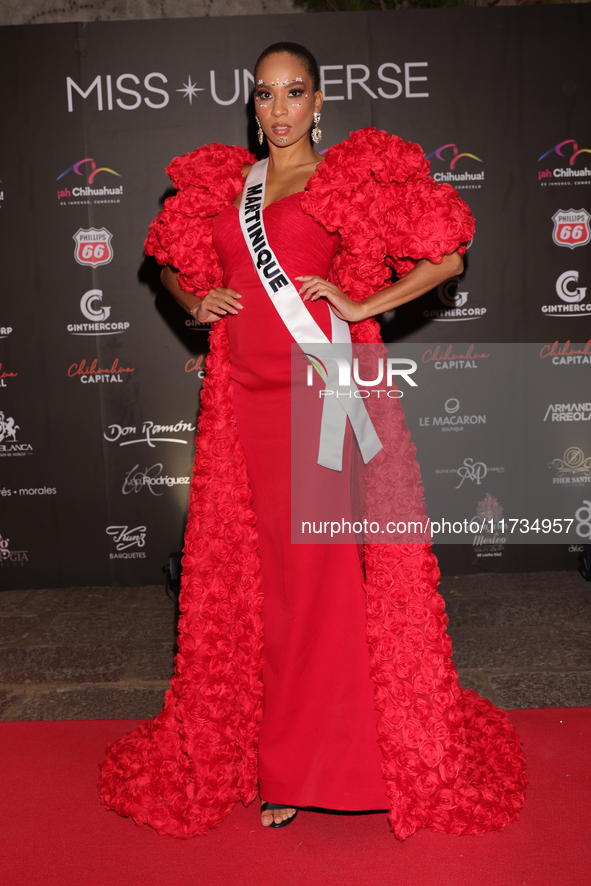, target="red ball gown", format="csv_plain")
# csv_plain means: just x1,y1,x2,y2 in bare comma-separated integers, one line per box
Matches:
98,130,527,839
